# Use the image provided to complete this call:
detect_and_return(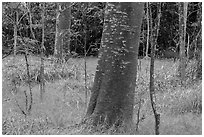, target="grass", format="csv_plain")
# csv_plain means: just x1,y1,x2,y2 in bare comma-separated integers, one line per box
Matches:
138,113,201,135
2,55,202,135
